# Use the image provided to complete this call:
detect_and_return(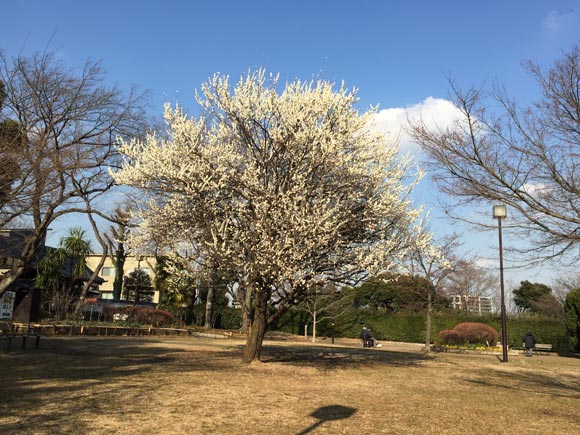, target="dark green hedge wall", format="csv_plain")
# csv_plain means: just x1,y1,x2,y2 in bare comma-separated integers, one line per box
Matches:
276,310,565,352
